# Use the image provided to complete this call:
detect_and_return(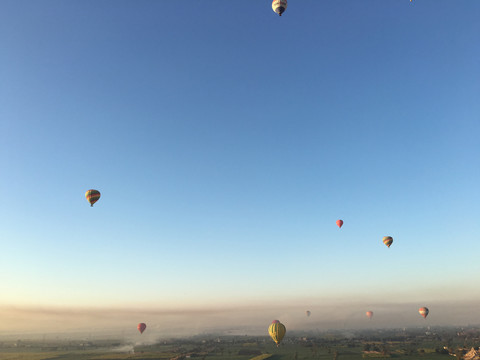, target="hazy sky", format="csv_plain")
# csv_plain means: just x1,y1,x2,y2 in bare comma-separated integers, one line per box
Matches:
1,0,479,333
